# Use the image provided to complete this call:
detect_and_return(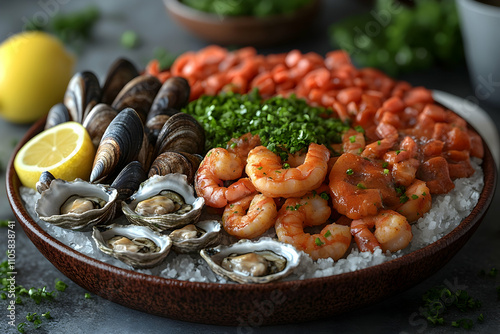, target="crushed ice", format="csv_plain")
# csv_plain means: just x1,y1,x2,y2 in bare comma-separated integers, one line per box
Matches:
20,158,484,284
